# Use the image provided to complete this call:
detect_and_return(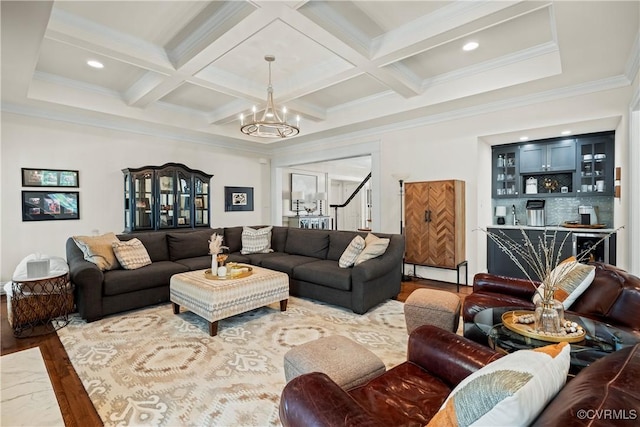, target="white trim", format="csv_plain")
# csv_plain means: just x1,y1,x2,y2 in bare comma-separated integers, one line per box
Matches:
628,87,640,275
